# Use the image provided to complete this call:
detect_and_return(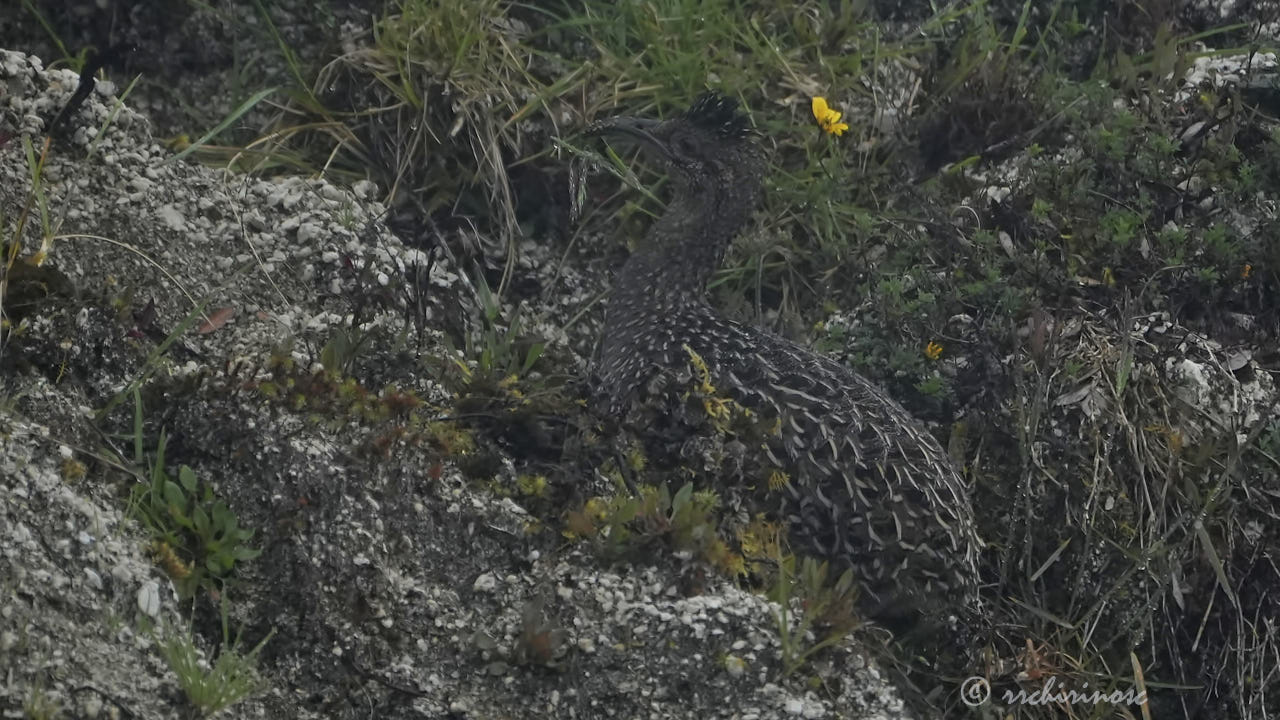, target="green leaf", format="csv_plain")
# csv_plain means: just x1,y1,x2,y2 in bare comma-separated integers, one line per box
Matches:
132,387,145,467
520,342,545,375
212,502,232,529
671,483,693,515
657,483,672,513
192,504,211,537
179,465,198,494
163,480,186,510
835,568,855,594
612,498,639,526
476,274,499,322
152,430,168,485
232,546,262,562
